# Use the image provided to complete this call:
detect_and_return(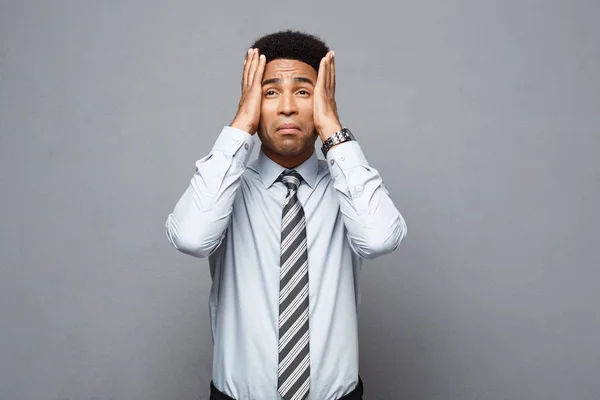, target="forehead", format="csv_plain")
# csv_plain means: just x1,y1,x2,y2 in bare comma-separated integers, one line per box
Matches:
263,59,317,81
